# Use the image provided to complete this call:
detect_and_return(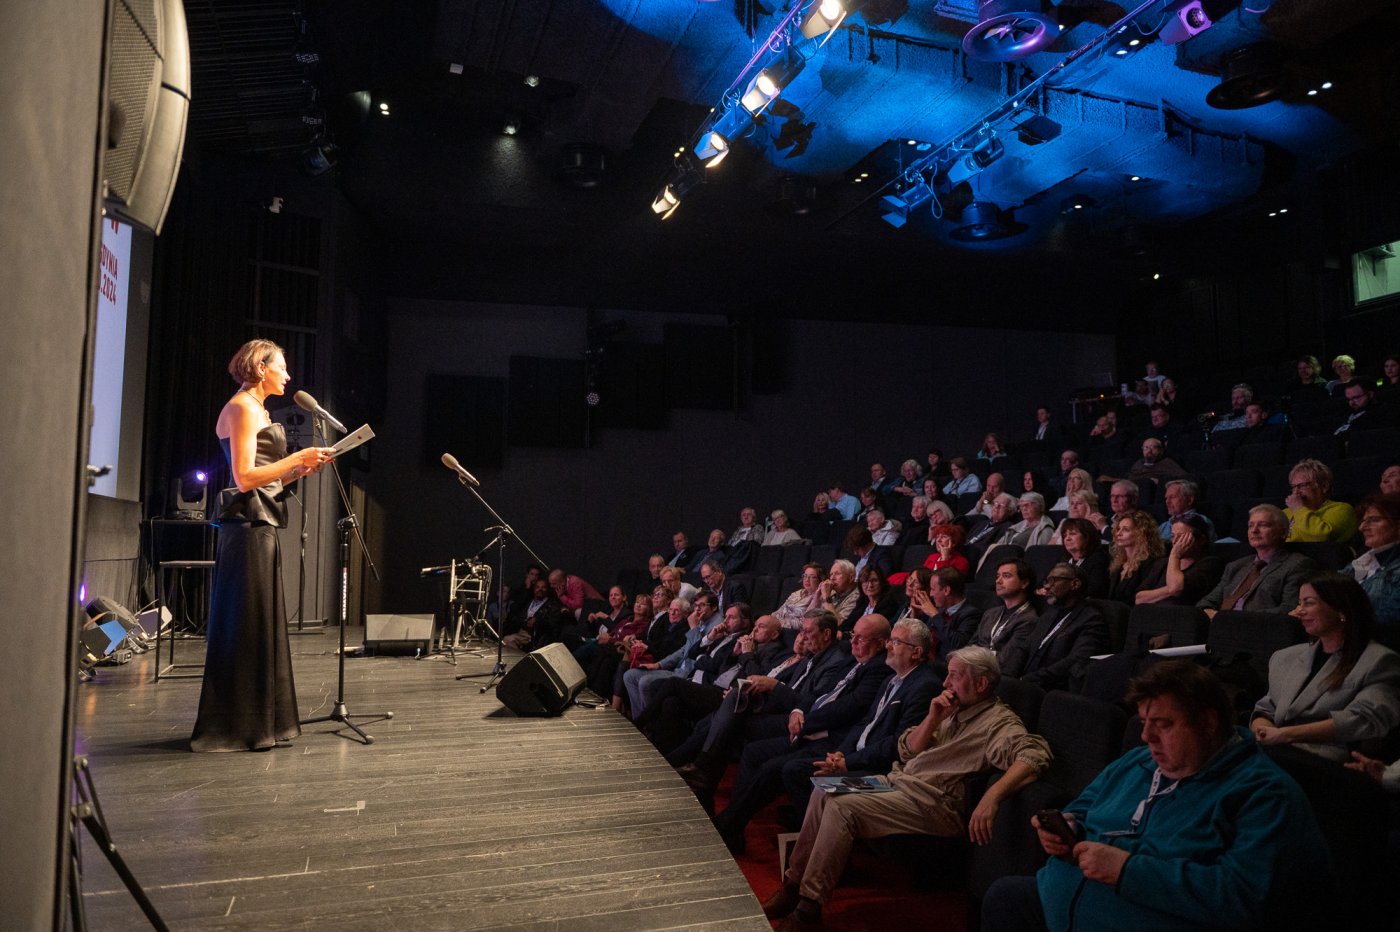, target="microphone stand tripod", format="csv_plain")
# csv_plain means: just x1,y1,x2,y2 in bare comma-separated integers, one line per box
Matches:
449,478,549,693
298,413,392,744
